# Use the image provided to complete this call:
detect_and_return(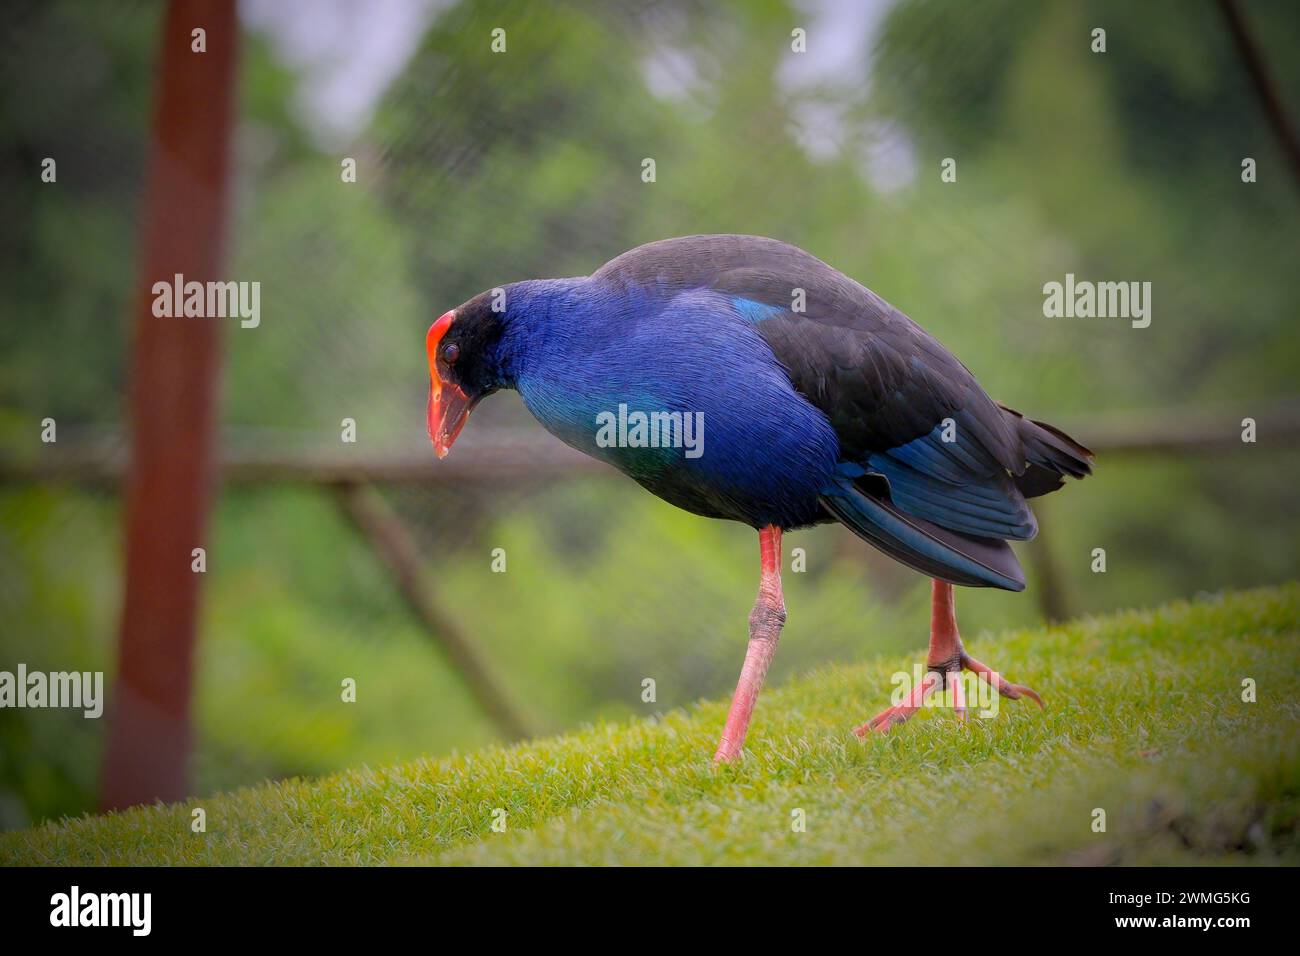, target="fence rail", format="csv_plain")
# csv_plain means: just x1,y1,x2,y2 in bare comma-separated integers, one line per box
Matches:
4,400,1297,741
4,401,1298,487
